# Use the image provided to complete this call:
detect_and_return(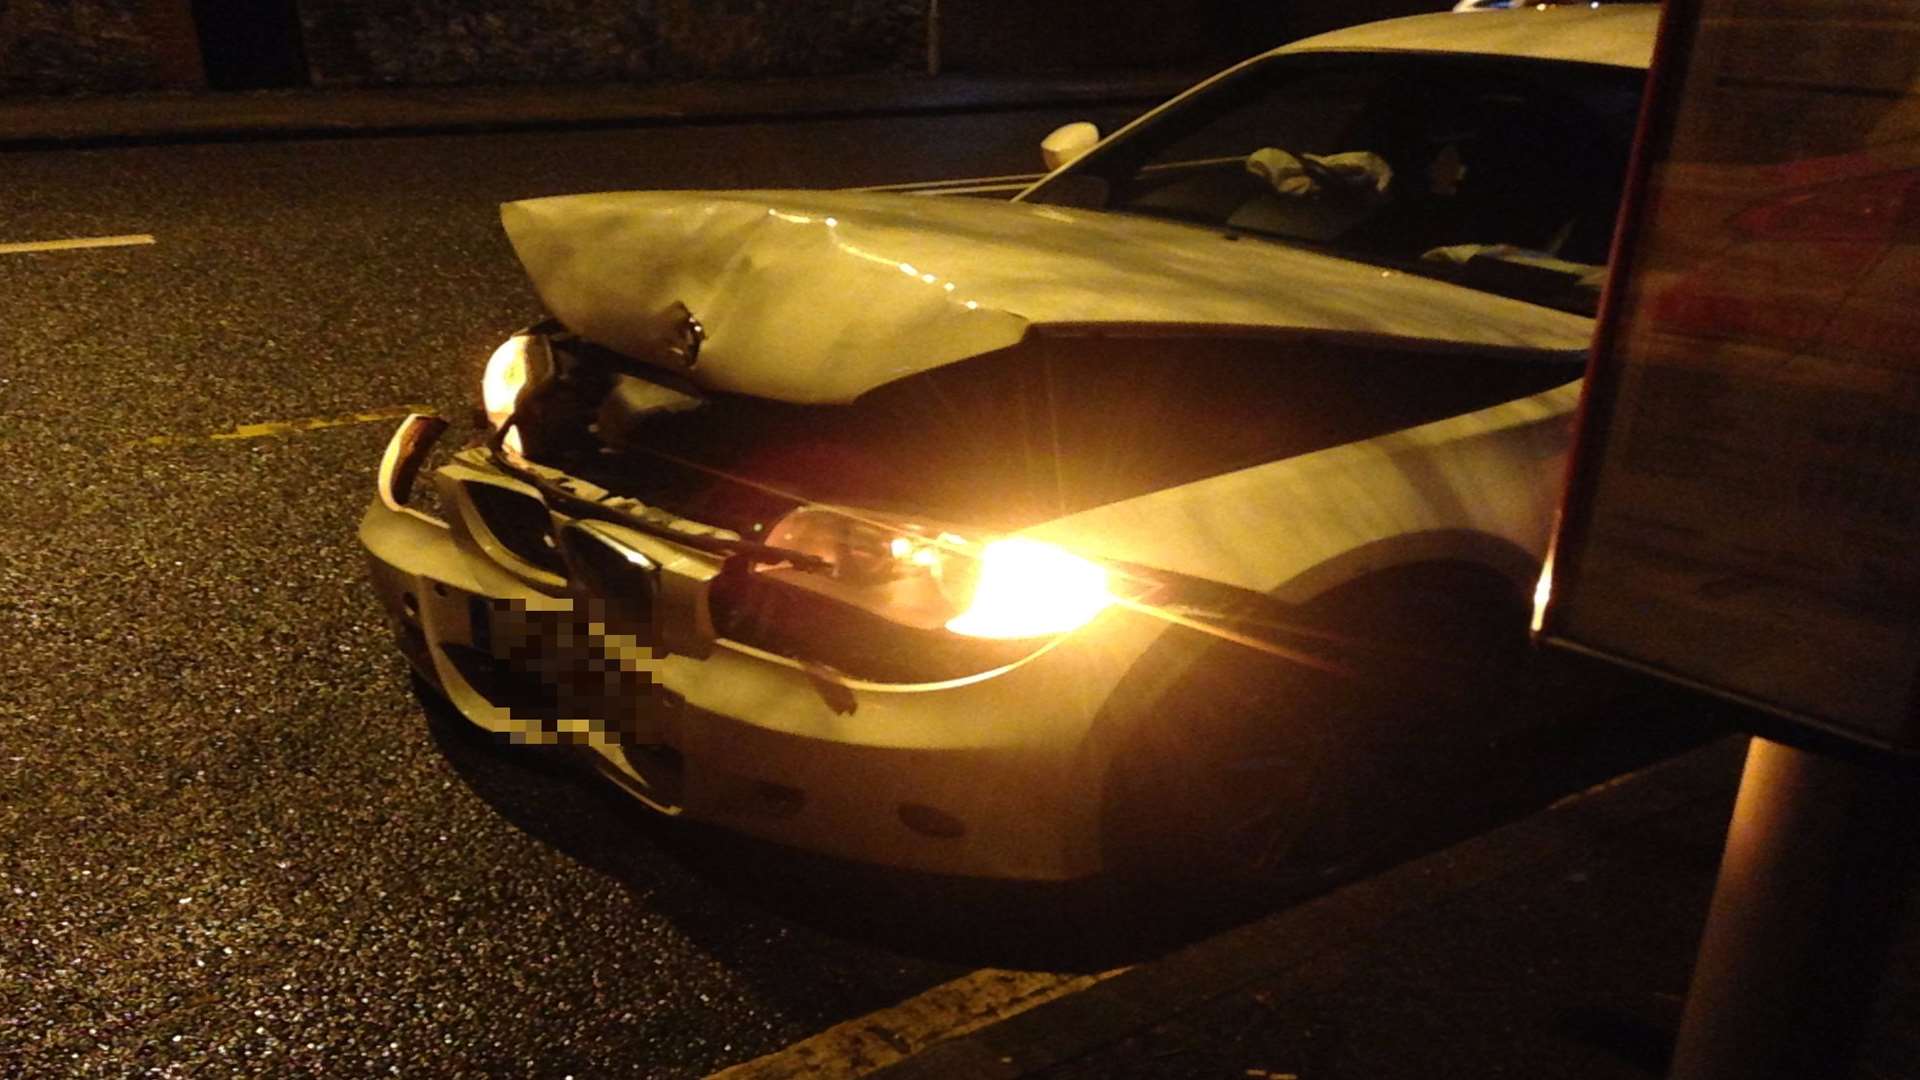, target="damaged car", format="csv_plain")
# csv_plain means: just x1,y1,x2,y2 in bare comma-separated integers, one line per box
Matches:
361,6,1657,883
